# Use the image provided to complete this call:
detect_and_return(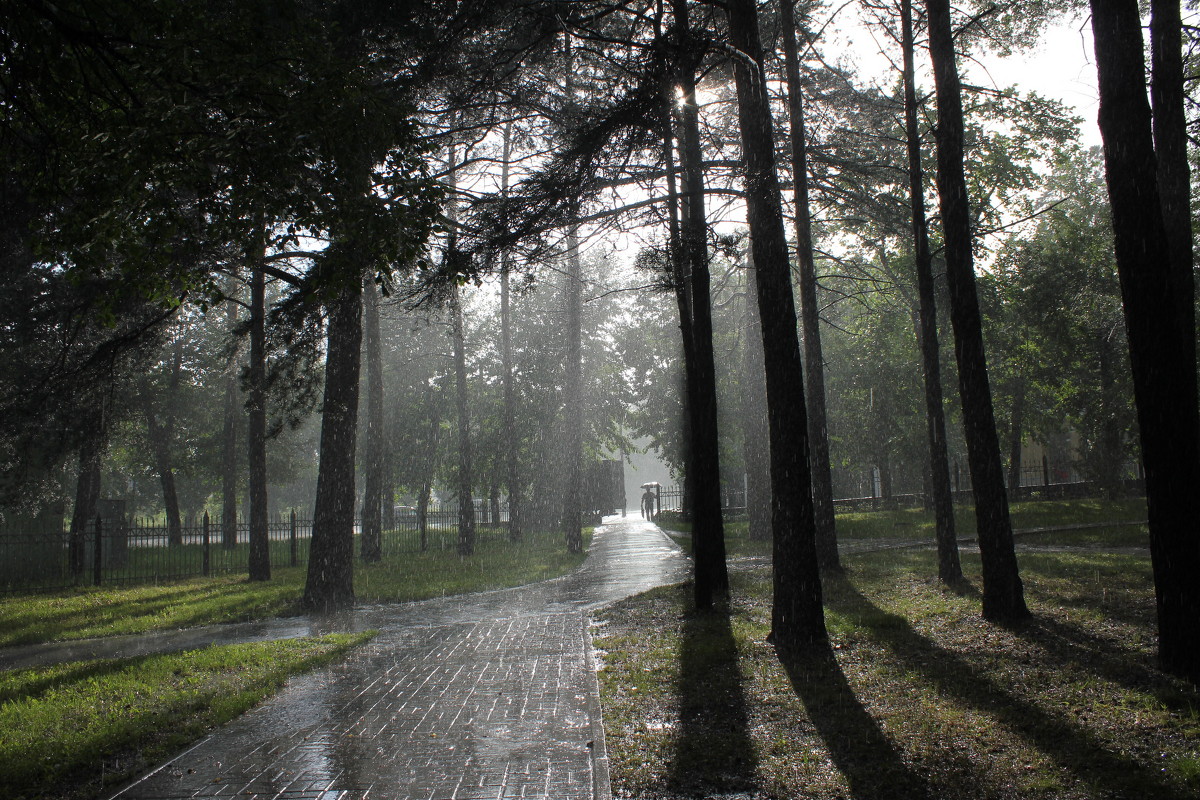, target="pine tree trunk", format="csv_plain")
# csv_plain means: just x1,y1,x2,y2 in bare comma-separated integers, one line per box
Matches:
902,0,961,584
1091,0,1200,680
247,236,270,582
925,0,1027,621
726,0,826,650
742,257,771,542
562,223,584,554
145,406,182,547
221,276,239,549
1006,379,1026,499
657,34,696,535
451,281,476,557
360,275,384,562
780,0,839,573
69,416,104,578
1151,0,1196,350
418,391,441,553
303,282,363,611
672,0,728,608
499,123,523,543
